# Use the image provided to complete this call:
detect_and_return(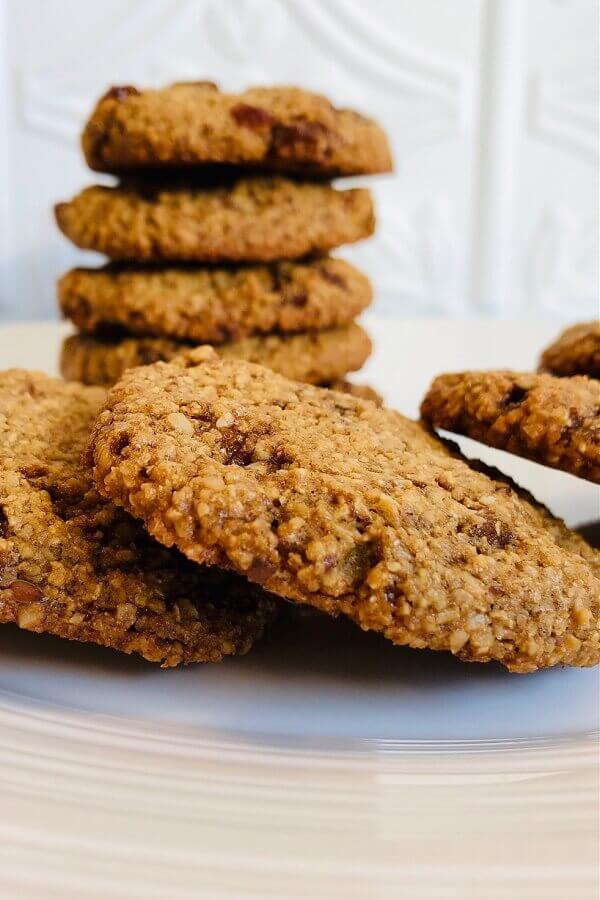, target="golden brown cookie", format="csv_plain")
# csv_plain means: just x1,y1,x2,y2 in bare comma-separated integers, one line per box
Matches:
60,324,372,387
87,349,600,673
82,82,393,177
421,370,600,483
54,177,375,262
58,258,372,342
539,321,600,378
0,370,275,665
327,380,383,406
